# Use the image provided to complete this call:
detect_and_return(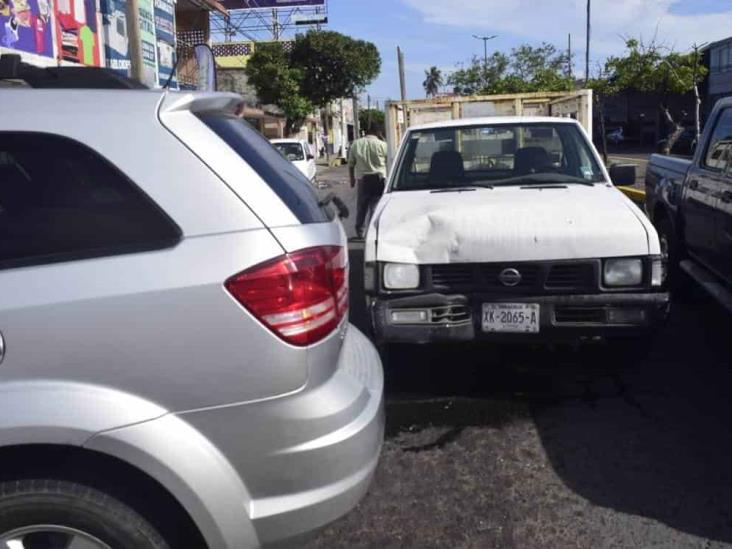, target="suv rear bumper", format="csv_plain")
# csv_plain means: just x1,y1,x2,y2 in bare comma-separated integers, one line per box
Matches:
371,292,669,344
86,326,383,548
181,325,384,547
